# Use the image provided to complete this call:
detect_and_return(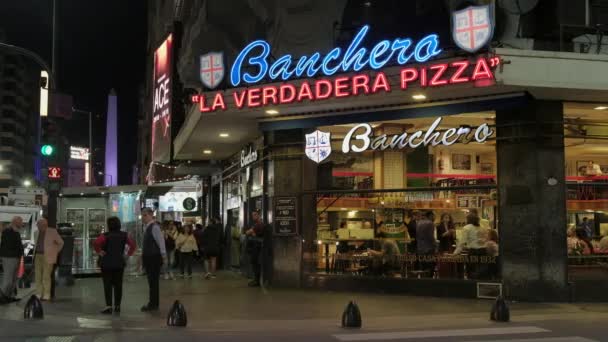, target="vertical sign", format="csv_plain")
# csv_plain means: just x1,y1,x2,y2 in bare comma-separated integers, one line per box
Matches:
40,71,49,117
274,197,298,236
151,34,173,163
